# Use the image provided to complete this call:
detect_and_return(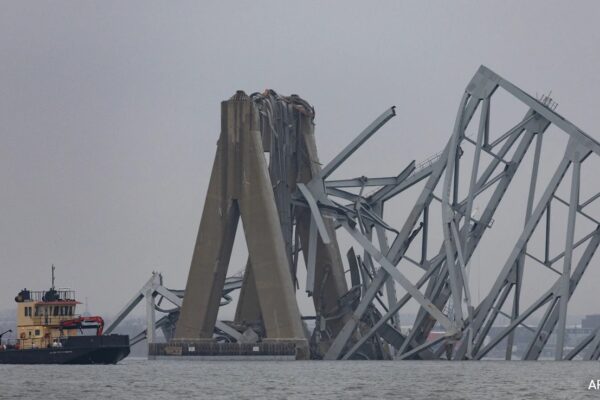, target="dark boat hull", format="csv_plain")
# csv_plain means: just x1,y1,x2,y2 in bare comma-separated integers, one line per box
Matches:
0,335,130,364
